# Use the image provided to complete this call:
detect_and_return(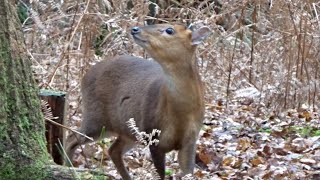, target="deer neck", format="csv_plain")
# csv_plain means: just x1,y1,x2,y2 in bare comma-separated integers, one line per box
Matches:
158,53,204,114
